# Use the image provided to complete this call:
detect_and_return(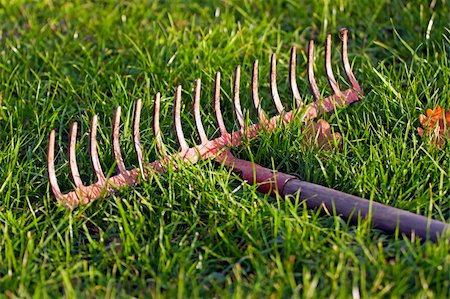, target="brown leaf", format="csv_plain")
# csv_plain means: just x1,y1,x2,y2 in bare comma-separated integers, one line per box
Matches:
304,119,342,151
417,106,450,147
